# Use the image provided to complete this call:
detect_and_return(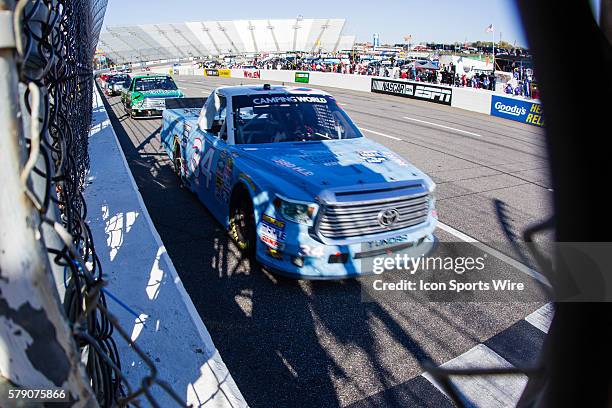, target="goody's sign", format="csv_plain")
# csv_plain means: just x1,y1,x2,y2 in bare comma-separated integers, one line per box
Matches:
371,78,452,105
490,95,545,127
